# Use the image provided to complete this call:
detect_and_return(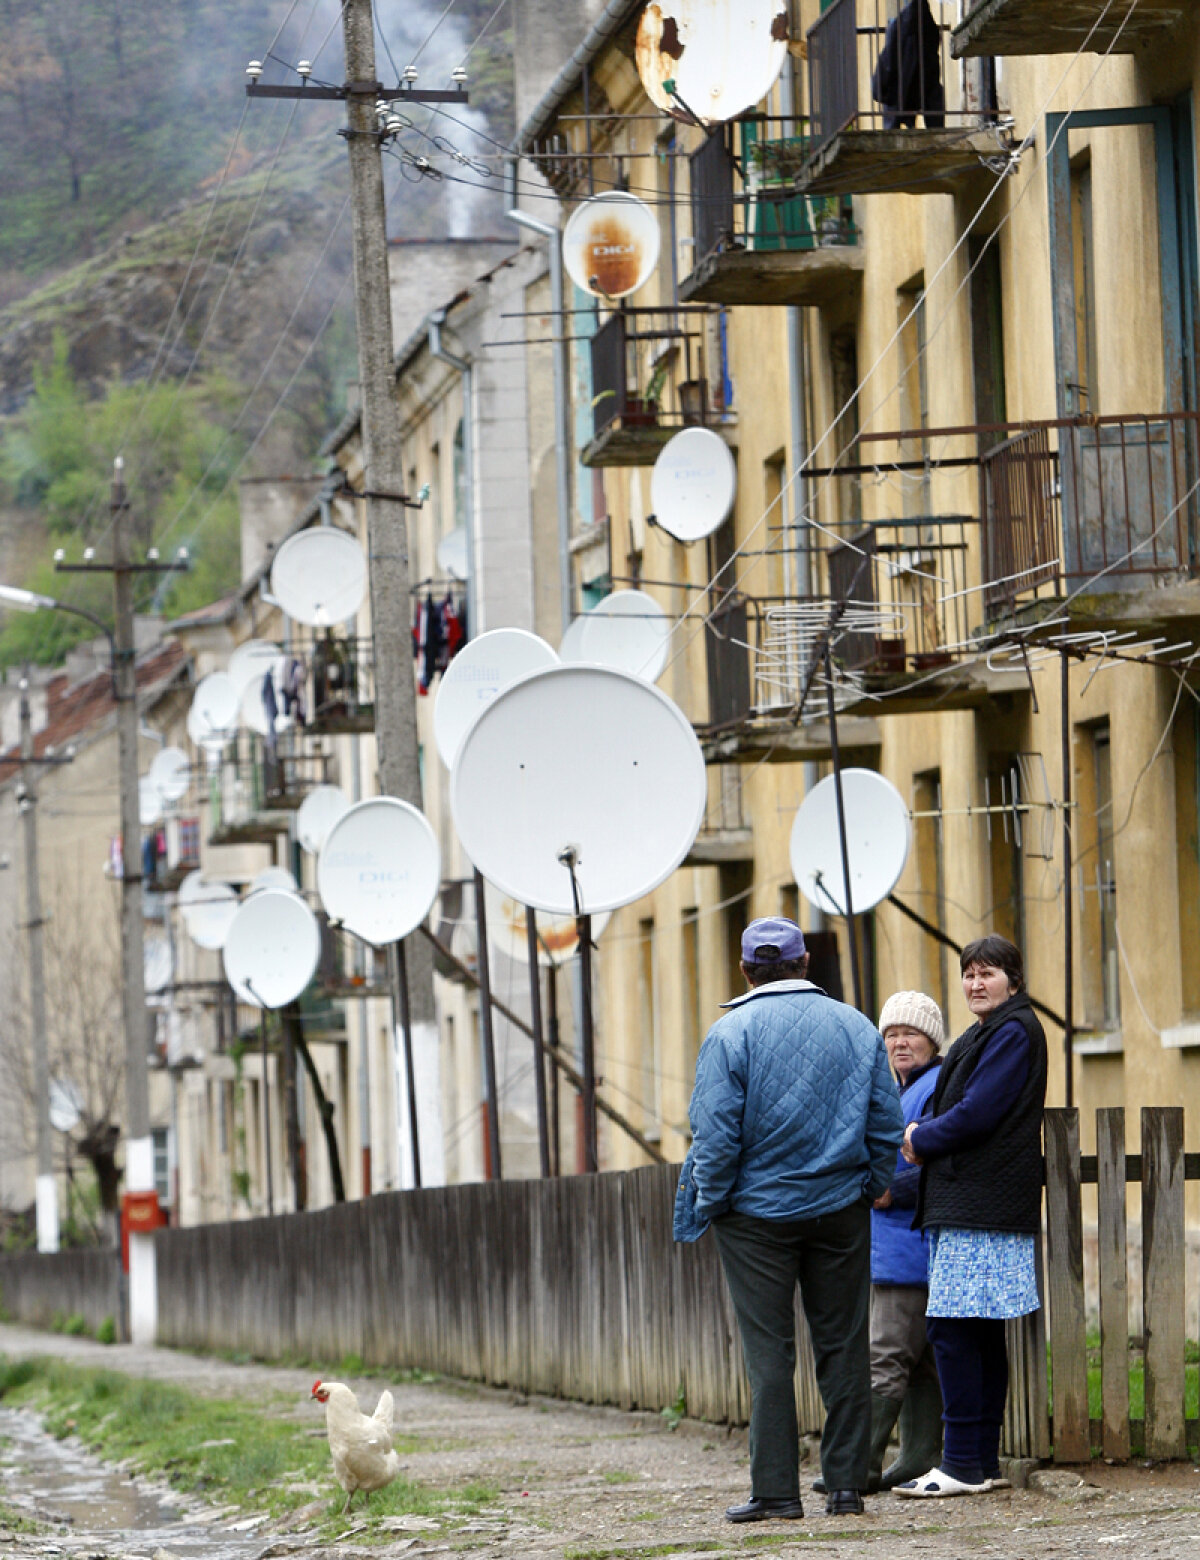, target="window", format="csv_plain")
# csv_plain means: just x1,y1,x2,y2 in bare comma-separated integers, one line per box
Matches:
969,233,1007,448
829,328,861,529
987,756,1025,950
720,861,754,1001
1070,150,1098,413
453,421,466,534
1174,703,1200,1014
912,770,949,1019
638,918,661,1139
152,1126,172,1206
897,274,929,518
681,910,702,1090
780,884,800,926
764,451,788,598
1076,720,1119,1029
